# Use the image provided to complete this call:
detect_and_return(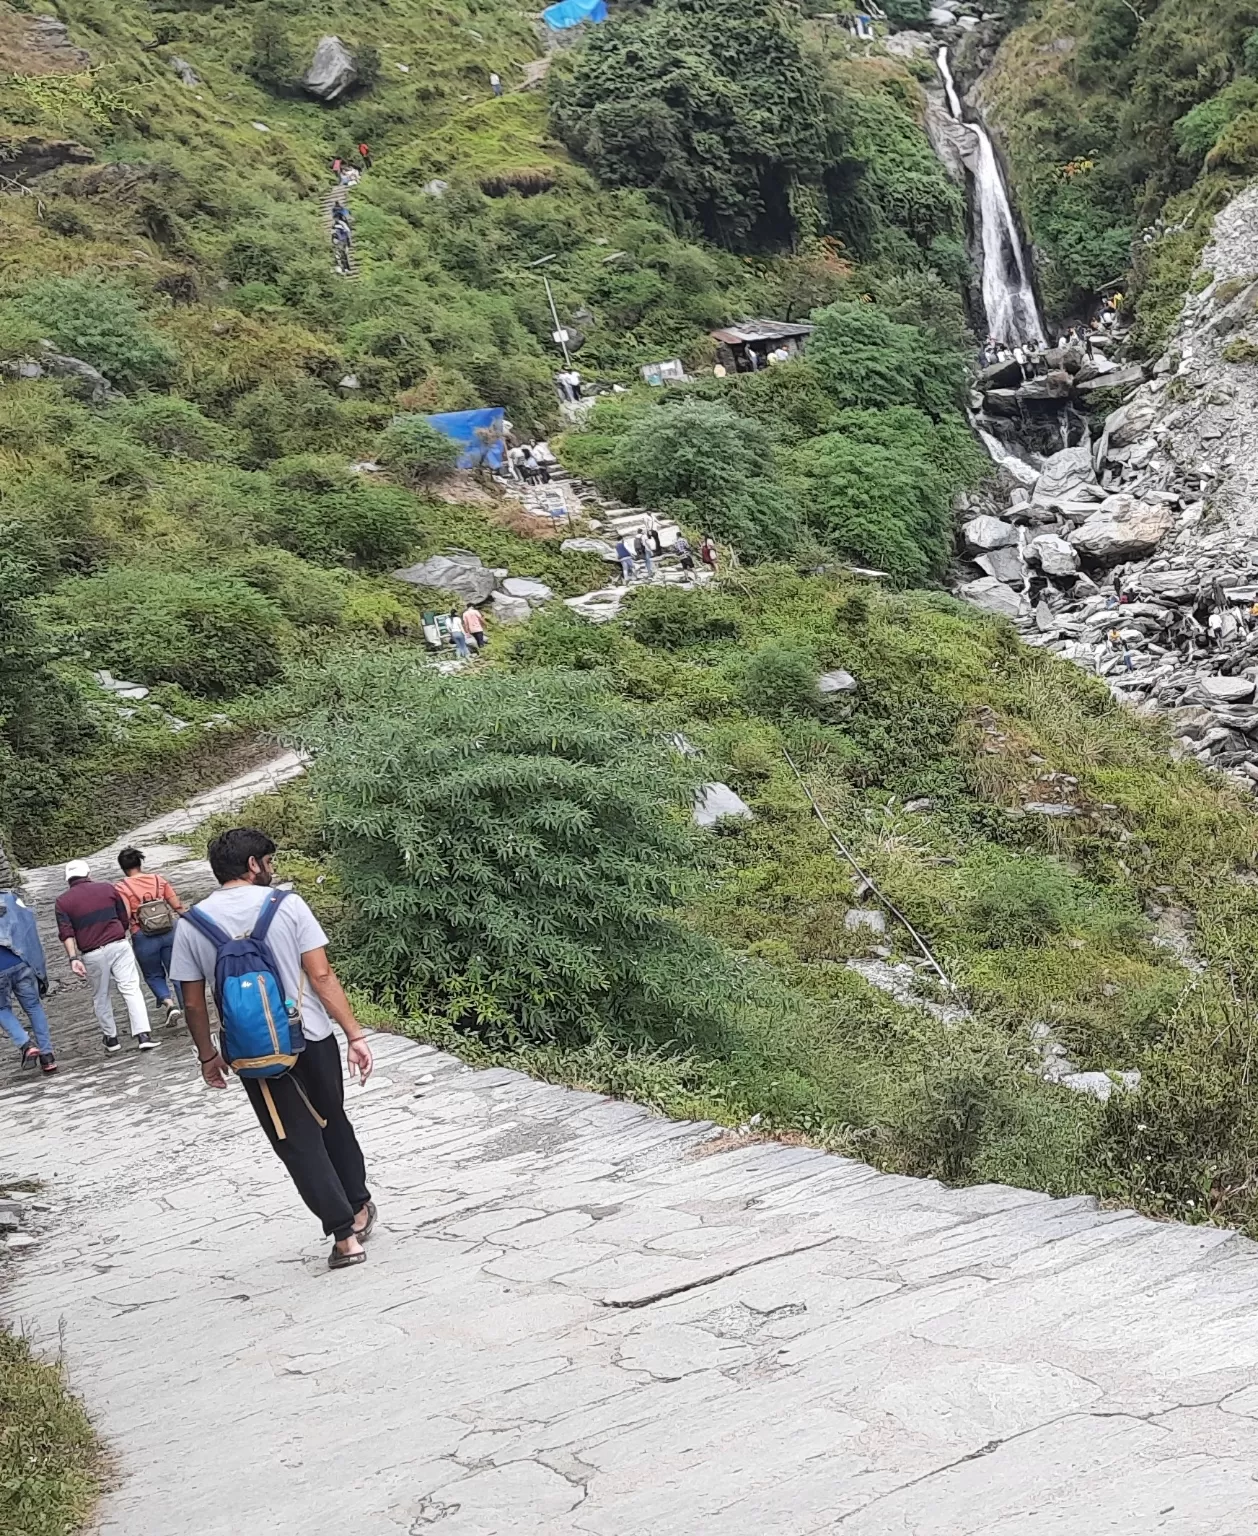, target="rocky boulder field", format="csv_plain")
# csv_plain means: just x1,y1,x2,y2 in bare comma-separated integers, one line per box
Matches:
956,183,1258,790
